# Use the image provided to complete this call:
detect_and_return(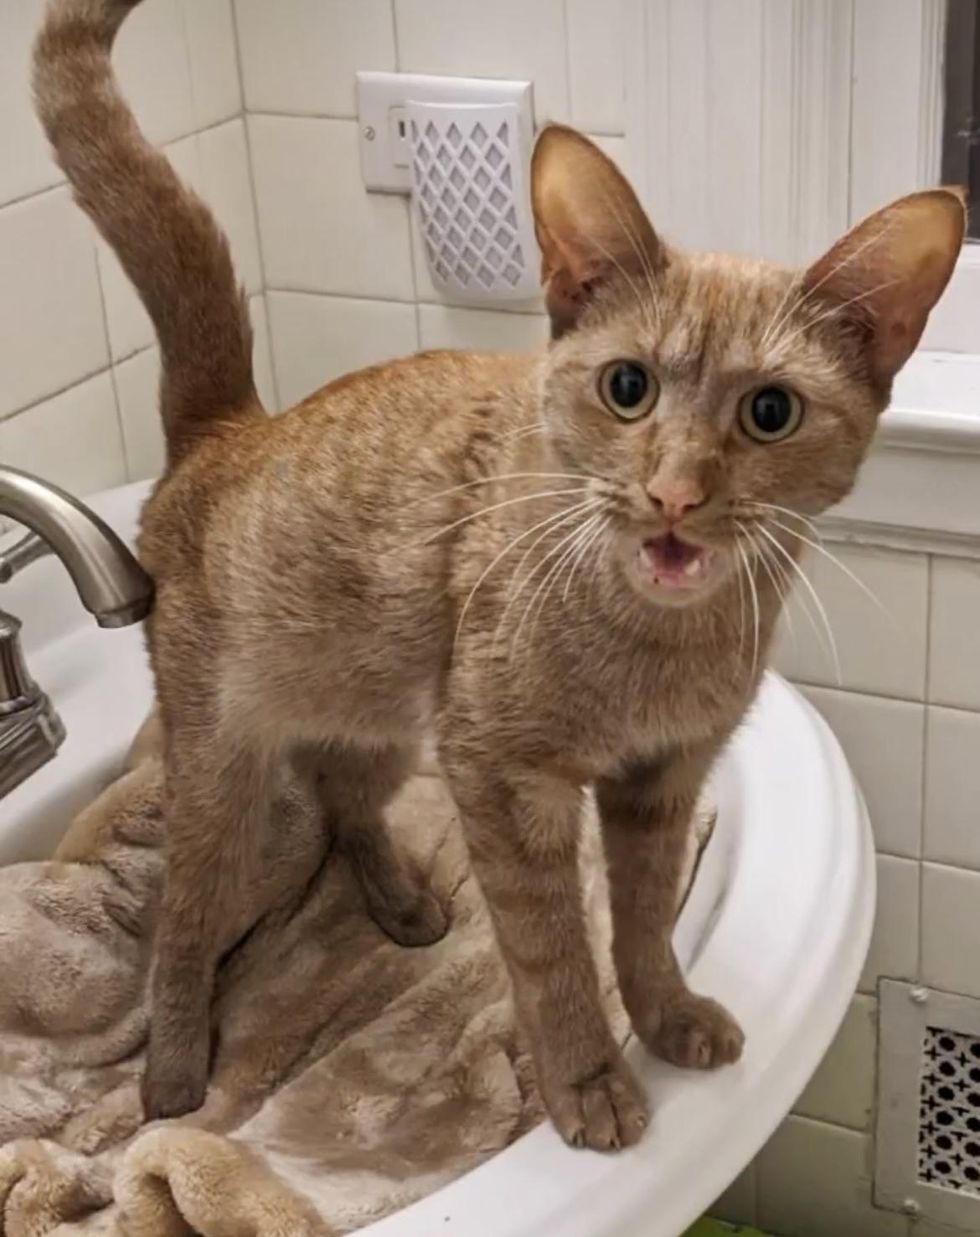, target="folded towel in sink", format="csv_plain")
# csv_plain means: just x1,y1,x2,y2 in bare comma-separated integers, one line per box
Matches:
0,717,715,1236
